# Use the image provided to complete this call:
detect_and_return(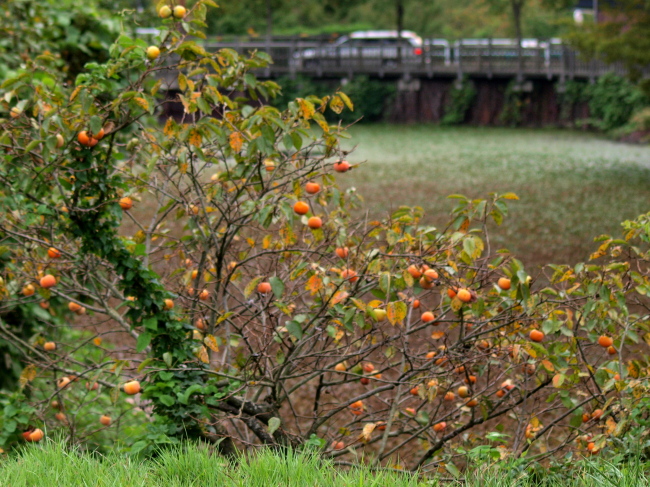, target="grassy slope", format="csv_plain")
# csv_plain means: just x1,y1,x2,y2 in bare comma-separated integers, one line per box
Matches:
1,440,649,486
342,126,650,270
